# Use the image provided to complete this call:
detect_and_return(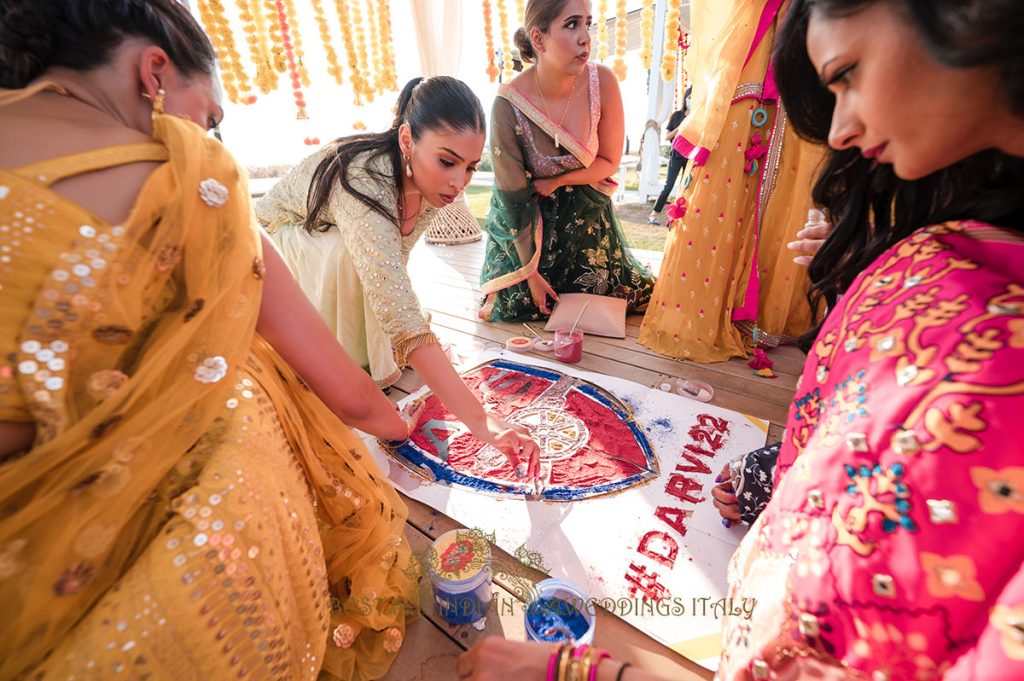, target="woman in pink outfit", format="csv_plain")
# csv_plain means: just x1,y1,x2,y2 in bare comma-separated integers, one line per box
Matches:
456,0,1024,679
